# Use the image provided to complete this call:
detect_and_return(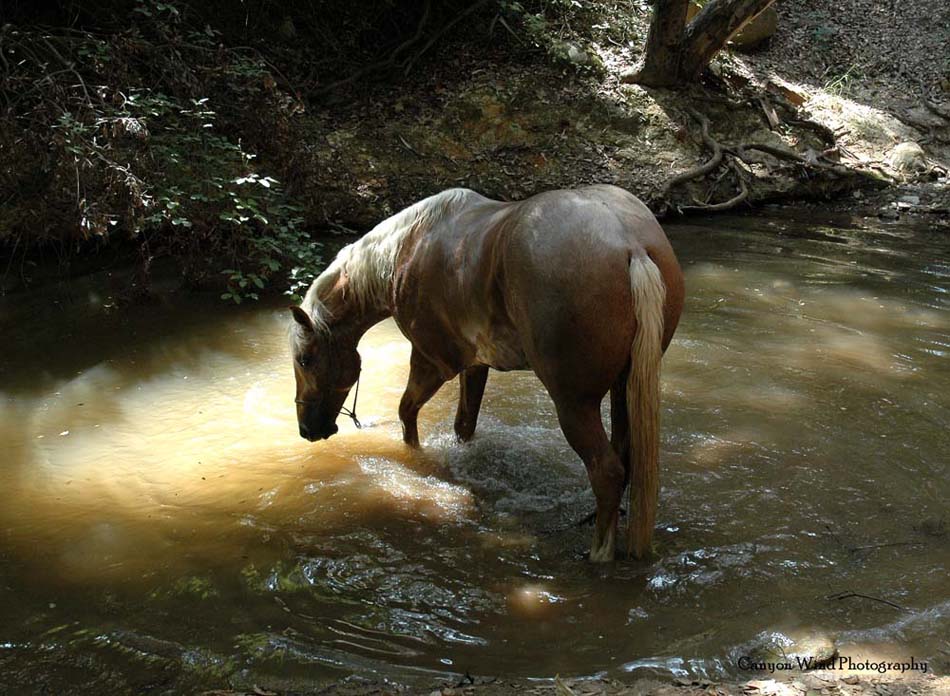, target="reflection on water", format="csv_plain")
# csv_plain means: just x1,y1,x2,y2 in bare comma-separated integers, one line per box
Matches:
1,213,948,691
